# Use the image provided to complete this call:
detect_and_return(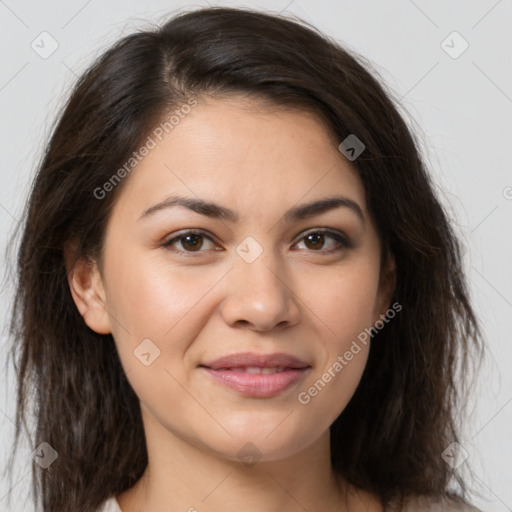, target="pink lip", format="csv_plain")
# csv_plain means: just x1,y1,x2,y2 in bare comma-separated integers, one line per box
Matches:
201,352,310,370
200,352,311,398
